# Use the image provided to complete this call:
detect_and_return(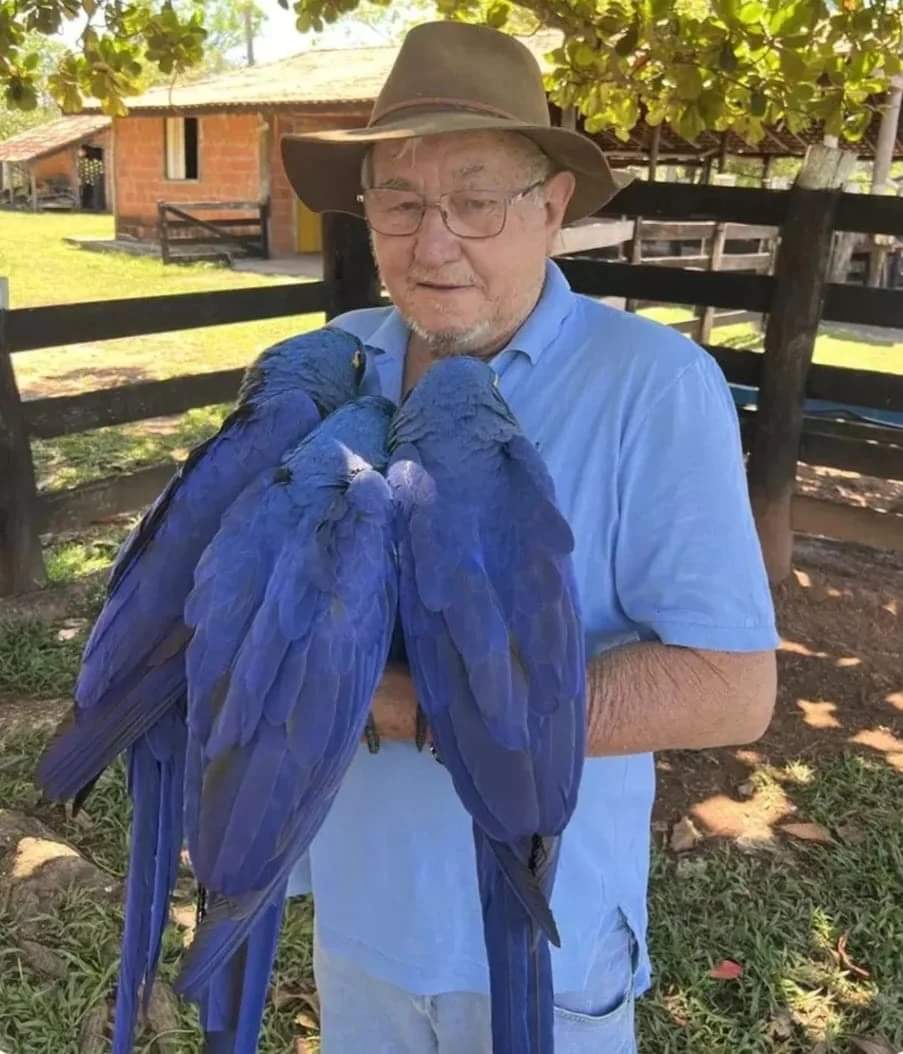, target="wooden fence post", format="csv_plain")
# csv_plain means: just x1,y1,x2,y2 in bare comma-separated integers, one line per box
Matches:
696,221,727,343
158,201,170,265
746,146,857,583
321,212,381,320
0,278,47,595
